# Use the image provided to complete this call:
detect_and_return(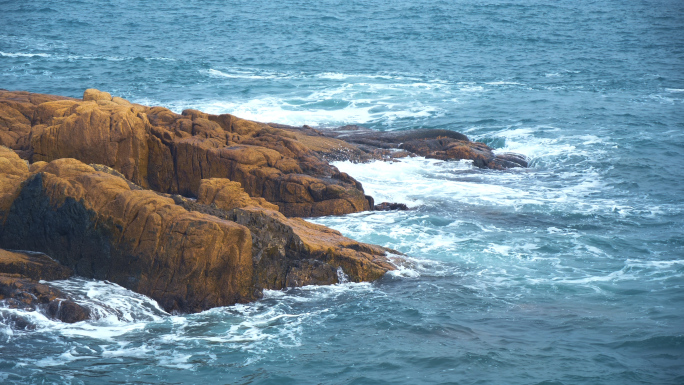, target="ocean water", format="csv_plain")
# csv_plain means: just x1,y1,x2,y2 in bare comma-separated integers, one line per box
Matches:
1,0,683,384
